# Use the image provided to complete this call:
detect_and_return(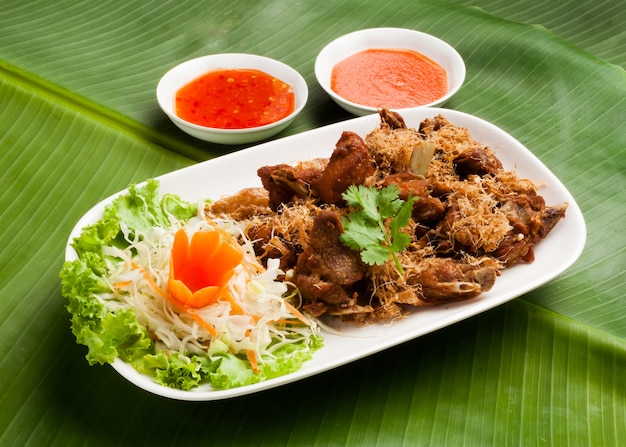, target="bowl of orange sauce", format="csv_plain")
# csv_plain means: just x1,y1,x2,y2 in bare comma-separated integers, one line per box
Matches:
315,28,465,116
157,54,308,144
